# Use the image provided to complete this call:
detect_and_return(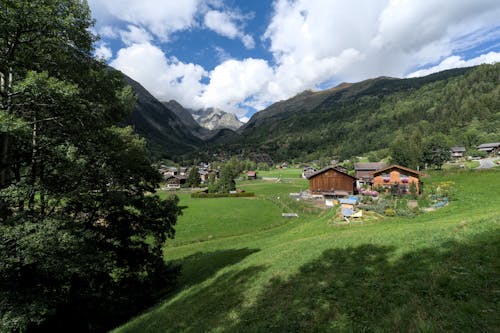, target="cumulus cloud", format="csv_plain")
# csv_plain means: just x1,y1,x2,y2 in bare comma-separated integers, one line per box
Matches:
119,25,153,45
204,10,255,49
98,0,500,117
264,0,500,83
88,0,200,41
110,43,207,109
407,52,500,77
